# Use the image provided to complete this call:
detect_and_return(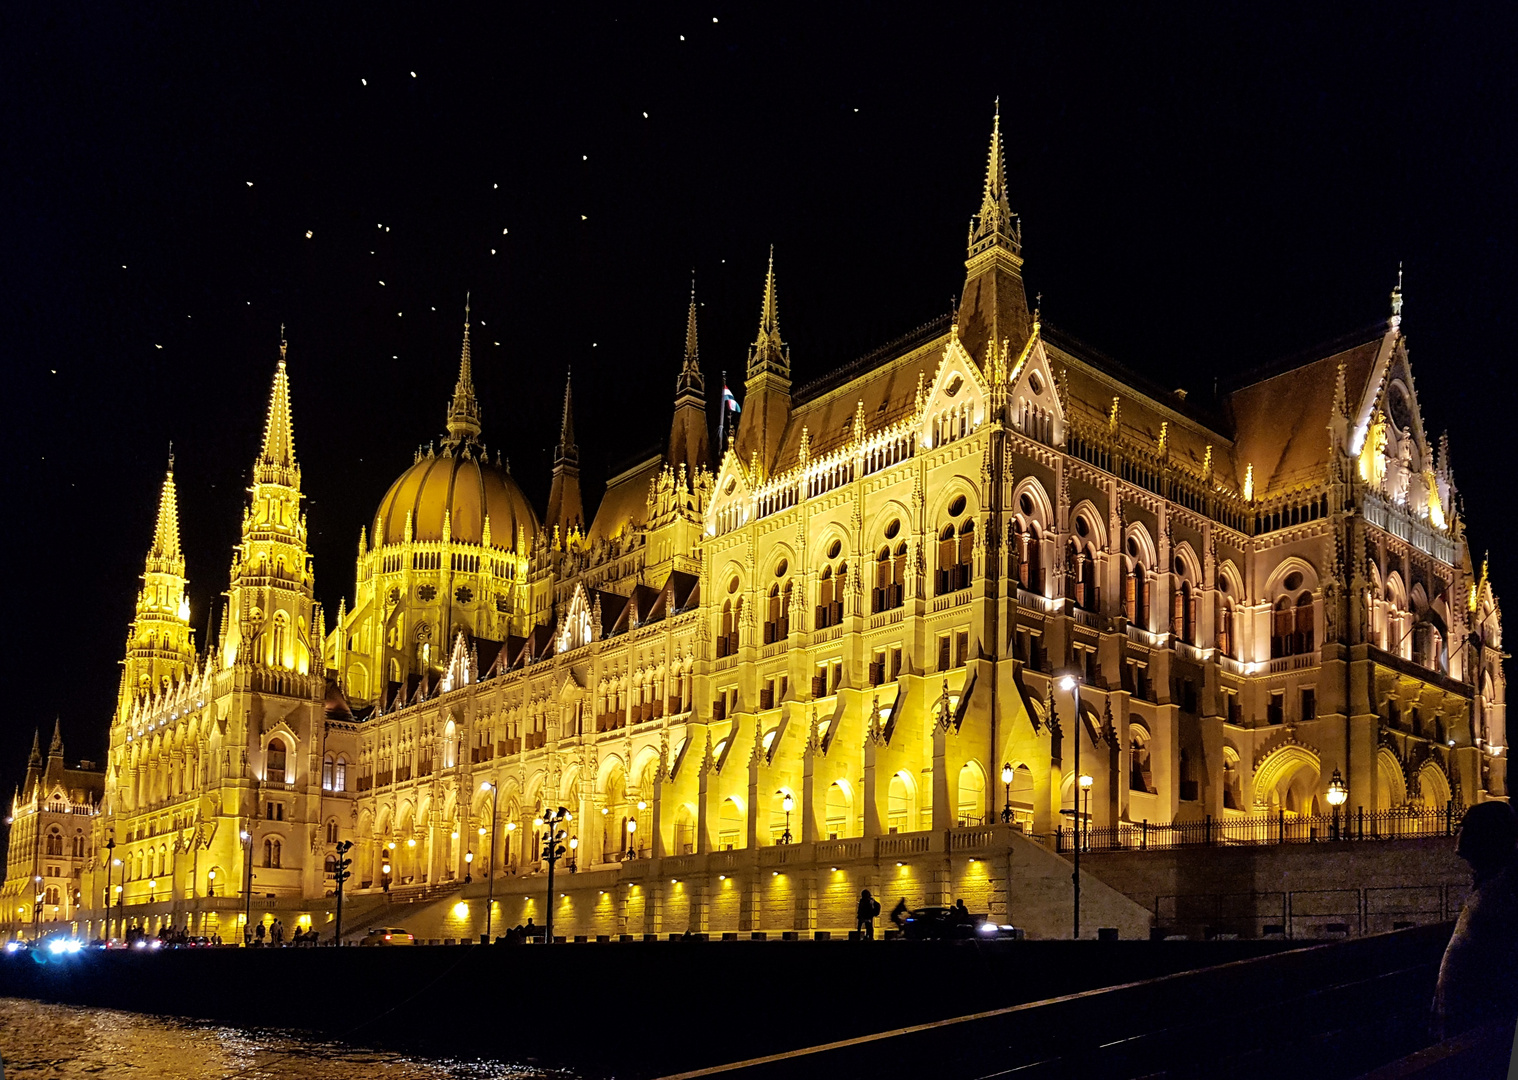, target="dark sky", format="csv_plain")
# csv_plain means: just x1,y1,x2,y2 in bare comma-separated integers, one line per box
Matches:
4,4,1515,800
